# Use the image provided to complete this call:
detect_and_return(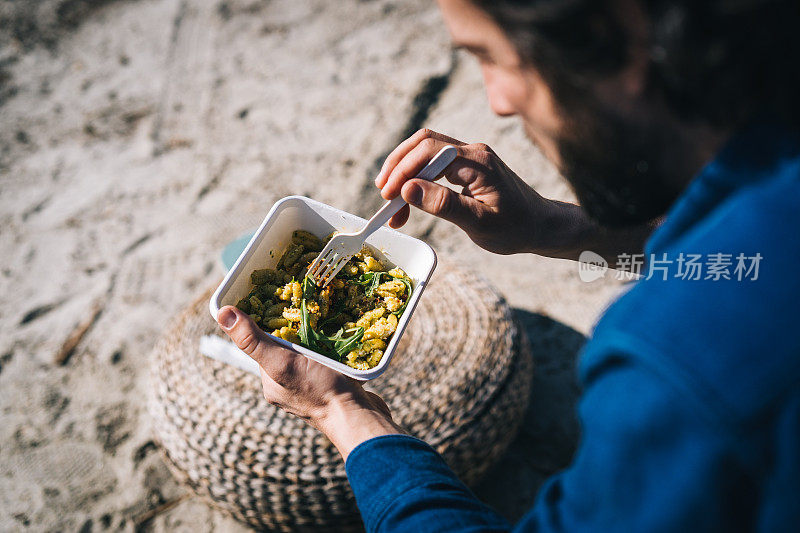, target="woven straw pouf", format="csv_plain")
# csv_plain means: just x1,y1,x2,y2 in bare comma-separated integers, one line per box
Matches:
149,262,533,532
